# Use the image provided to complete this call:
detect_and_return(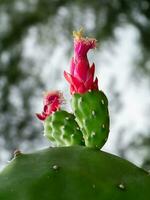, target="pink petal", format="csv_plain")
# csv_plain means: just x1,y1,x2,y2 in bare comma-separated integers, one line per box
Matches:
36,113,46,121
44,105,52,115
44,105,48,112
85,74,93,89
74,38,96,58
70,85,76,94
92,77,99,90
50,97,60,112
43,91,61,106
87,63,95,79
78,84,87,94
64,71,73,84
74,59,89,82
64,71,81,91
70,57,75,76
